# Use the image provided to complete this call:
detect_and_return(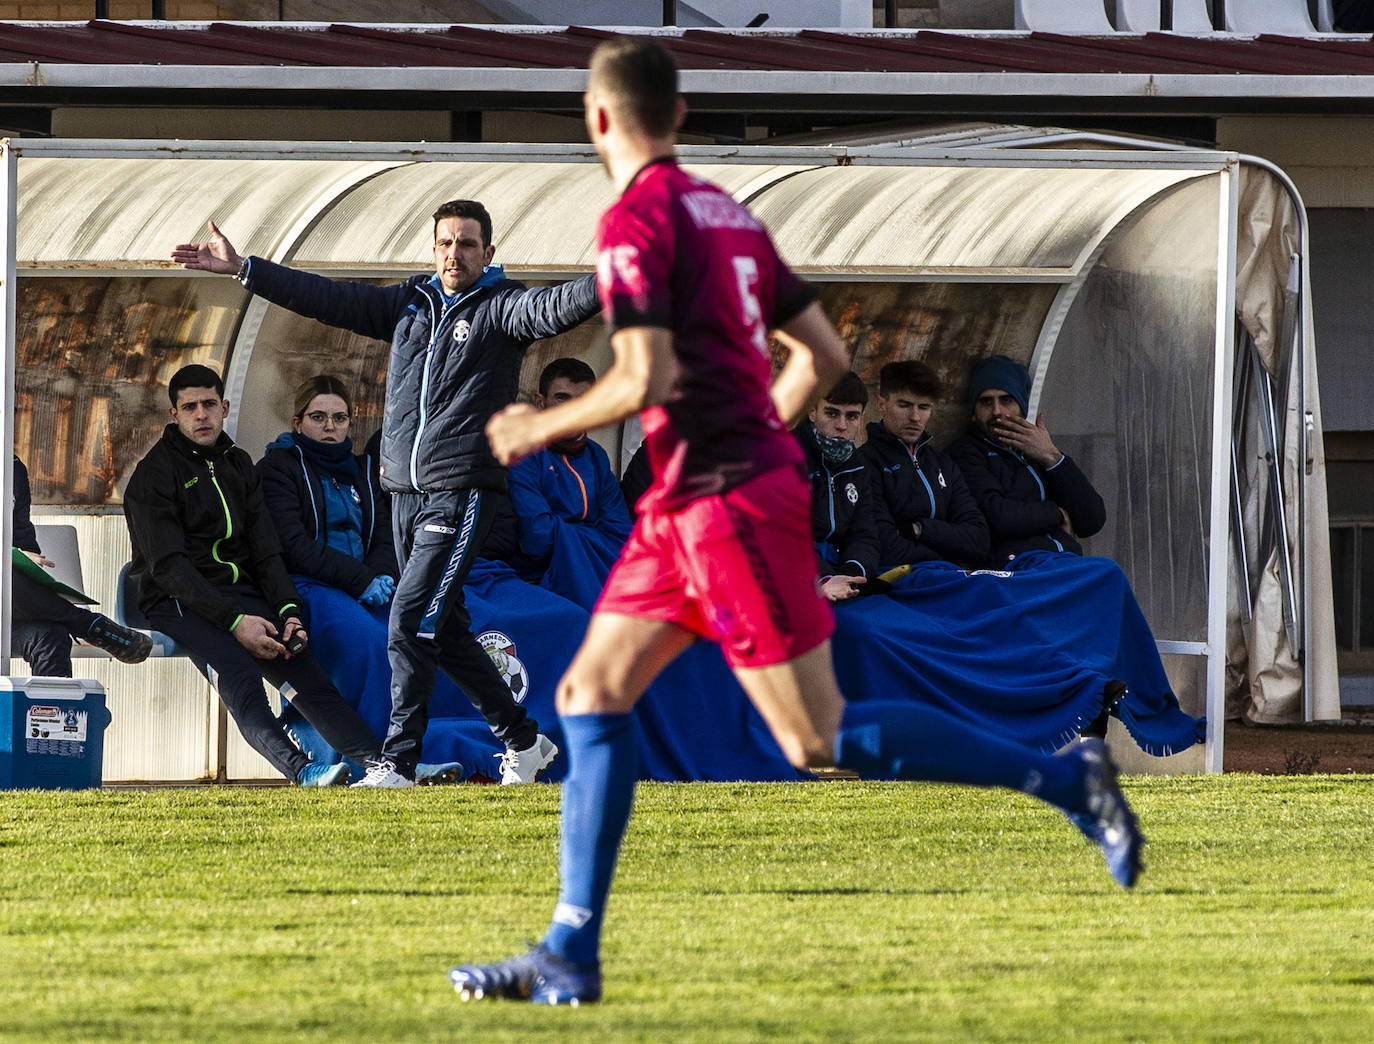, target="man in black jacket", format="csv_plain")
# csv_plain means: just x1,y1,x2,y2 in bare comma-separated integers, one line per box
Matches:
10,454,151,675
946,354,1105,566
172,200,598,786
123,365,384,786
795,372,881,602
858,360,989,570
